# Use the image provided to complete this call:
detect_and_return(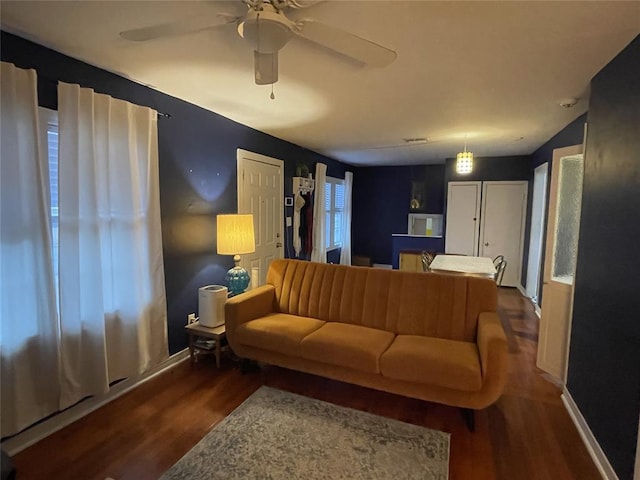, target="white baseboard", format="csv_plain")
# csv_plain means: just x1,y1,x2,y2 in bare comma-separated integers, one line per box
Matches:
636,413,640,480
1,349,190,456
516,284,527,297
534,303,541,318
562,388,618,480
